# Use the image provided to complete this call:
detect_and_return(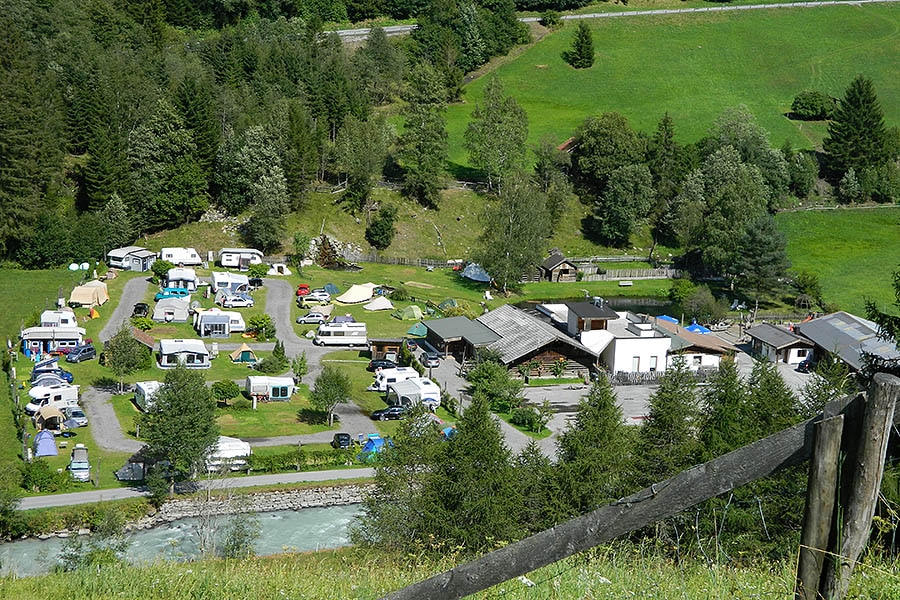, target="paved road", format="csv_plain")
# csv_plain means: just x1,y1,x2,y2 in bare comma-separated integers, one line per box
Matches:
18,468,375,510
336,0,899,40
99,277,150,342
